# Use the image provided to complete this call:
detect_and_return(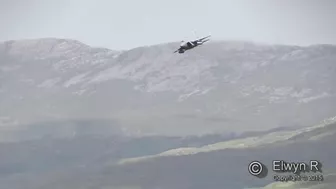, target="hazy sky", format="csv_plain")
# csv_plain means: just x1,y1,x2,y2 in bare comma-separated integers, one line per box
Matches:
1,0,336,49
